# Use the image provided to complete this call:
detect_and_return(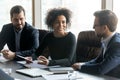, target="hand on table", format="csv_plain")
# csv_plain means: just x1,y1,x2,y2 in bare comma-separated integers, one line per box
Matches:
37,56,49,65
25,57,33,63
72,63,81,70
1,49,15,60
